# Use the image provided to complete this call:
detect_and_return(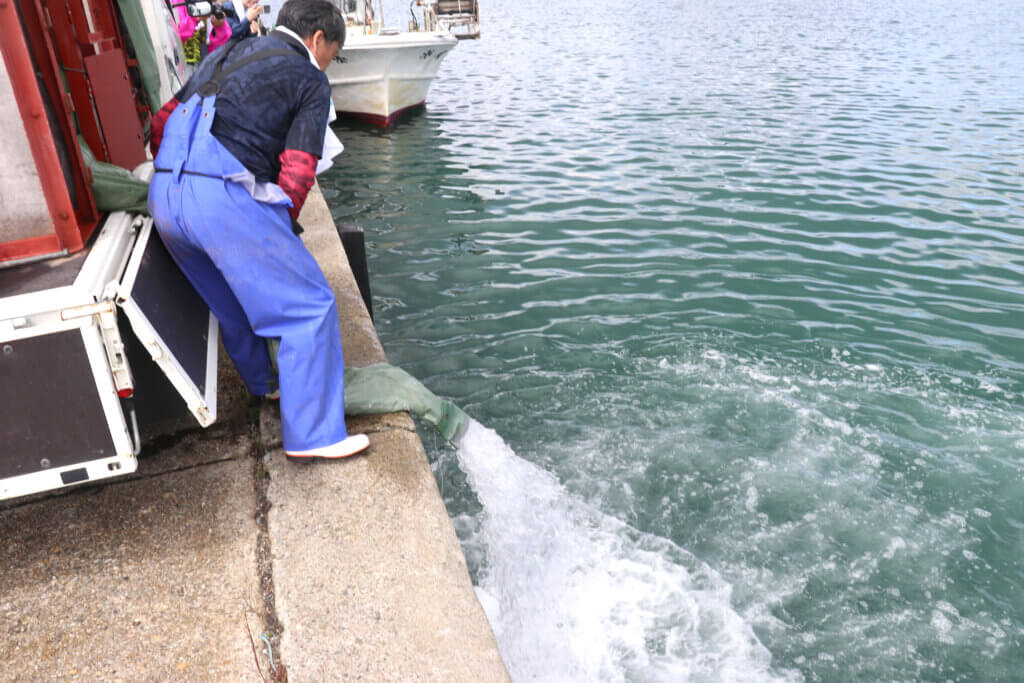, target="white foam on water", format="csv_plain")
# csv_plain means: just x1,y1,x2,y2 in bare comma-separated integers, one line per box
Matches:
453,418,798,683
644,347,1023,675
